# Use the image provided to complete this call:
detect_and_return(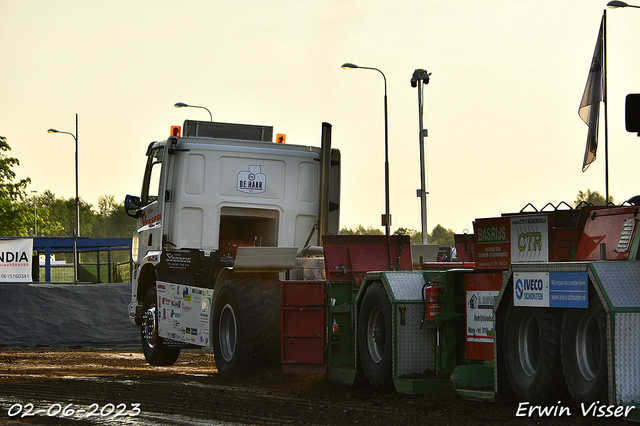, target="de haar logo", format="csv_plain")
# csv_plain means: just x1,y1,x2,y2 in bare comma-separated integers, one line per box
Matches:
237,165,266,194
